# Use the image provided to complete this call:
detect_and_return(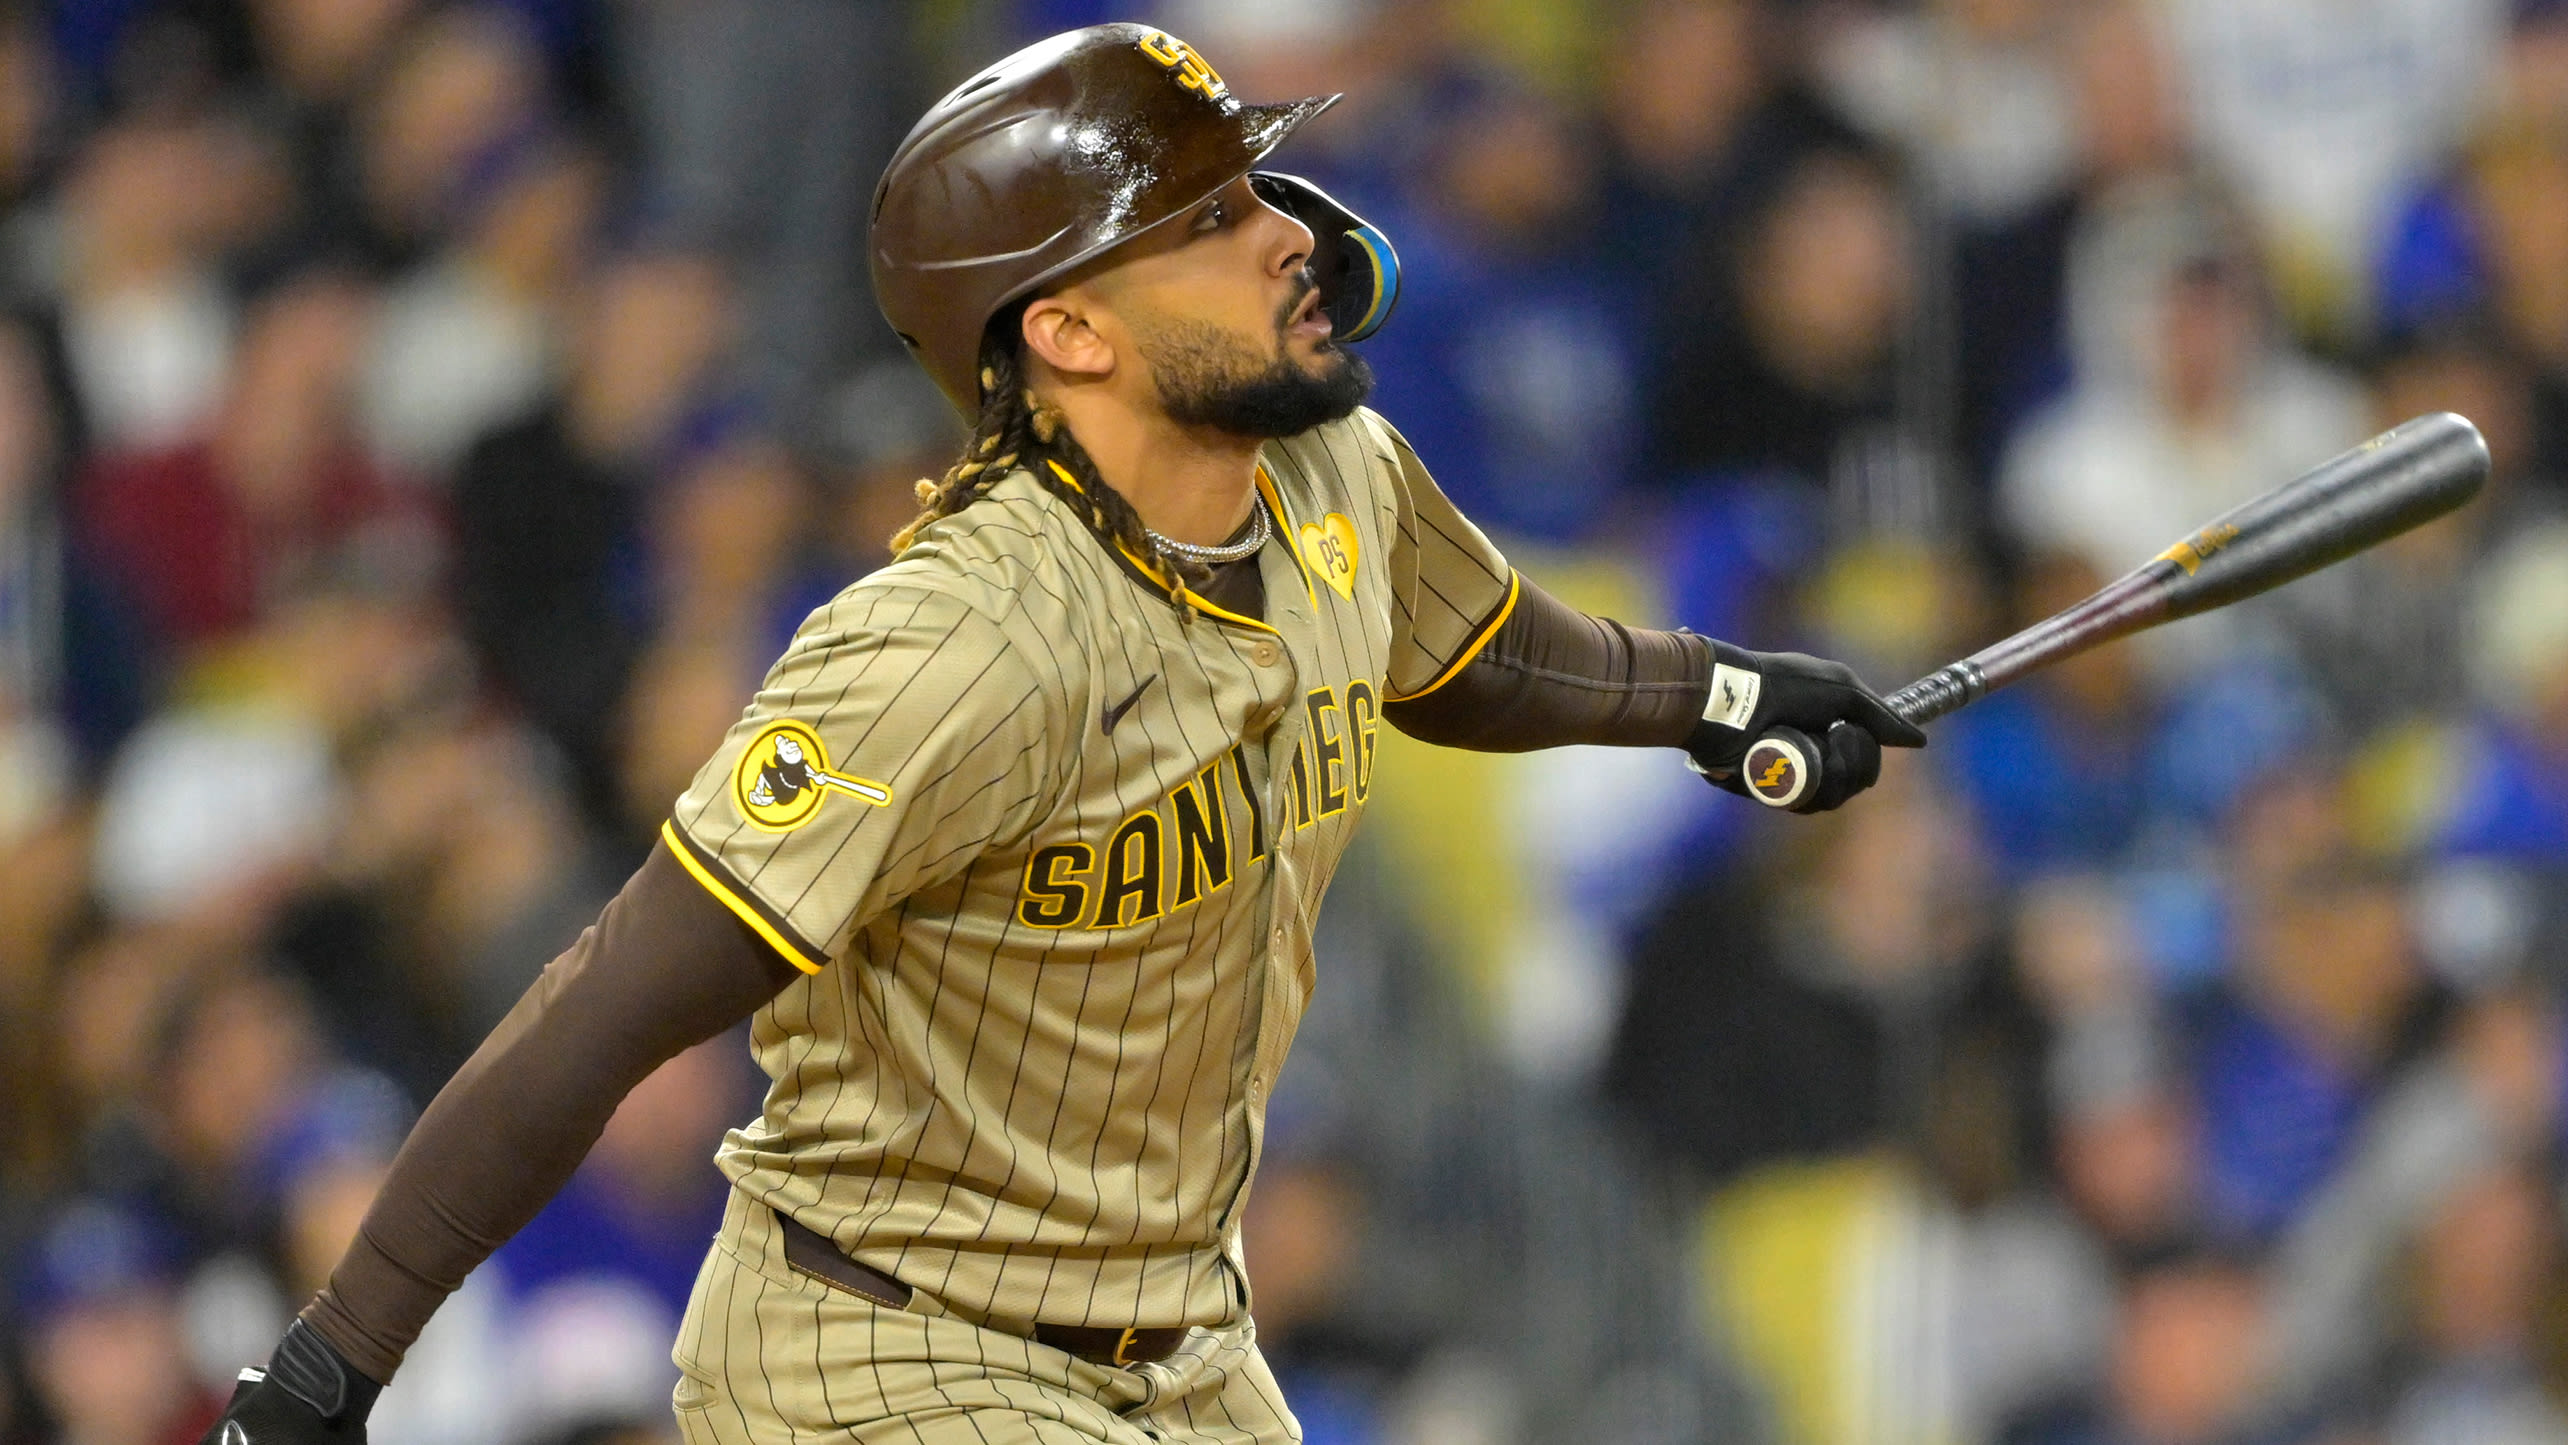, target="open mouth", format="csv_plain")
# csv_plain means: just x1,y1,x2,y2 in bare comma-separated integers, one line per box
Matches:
1289,287,1329,333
